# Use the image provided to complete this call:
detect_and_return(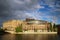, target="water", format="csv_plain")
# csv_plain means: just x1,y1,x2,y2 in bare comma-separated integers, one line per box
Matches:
0,34,60,40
